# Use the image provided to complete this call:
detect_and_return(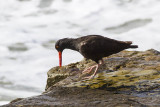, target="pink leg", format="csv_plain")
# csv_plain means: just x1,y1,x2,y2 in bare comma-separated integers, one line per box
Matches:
82,65,98,74
82,59,104,79
83,64,99,79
